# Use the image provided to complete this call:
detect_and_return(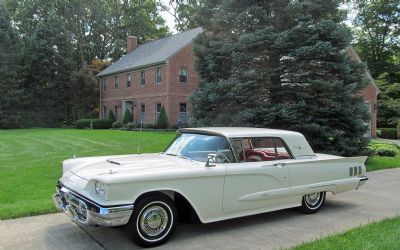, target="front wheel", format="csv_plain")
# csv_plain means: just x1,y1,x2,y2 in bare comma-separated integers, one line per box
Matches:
297,192,326,214
128,194,177,247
